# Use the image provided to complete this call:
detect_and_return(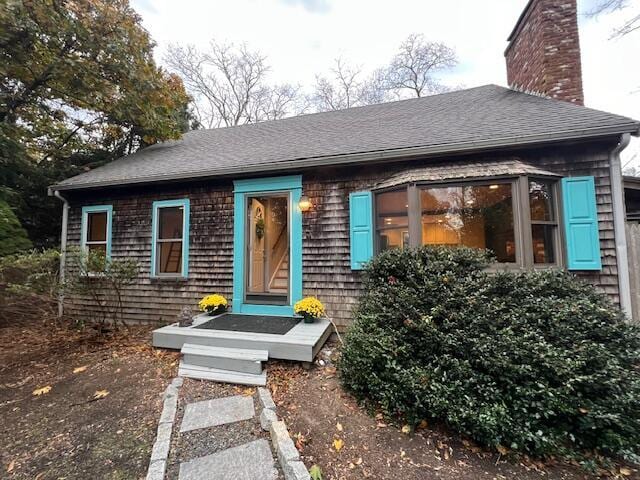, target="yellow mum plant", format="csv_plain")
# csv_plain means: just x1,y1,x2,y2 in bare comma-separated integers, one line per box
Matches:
198,294,228,315
294,296,325,323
